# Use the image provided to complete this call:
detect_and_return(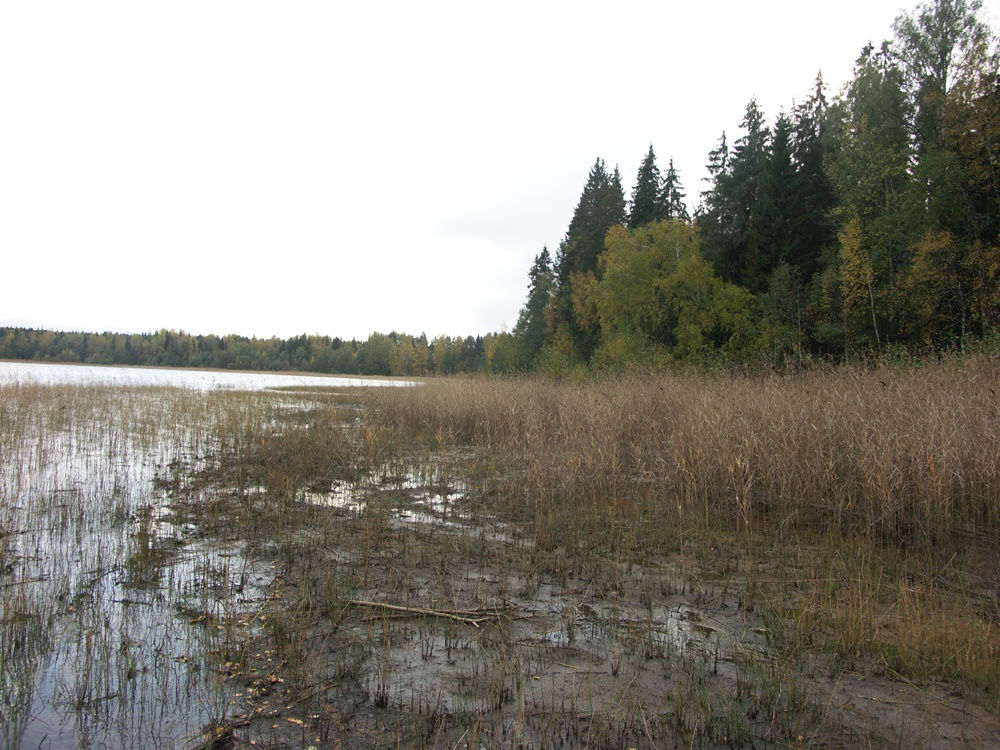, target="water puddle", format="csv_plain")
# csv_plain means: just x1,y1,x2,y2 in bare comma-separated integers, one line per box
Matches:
302,467,527,547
